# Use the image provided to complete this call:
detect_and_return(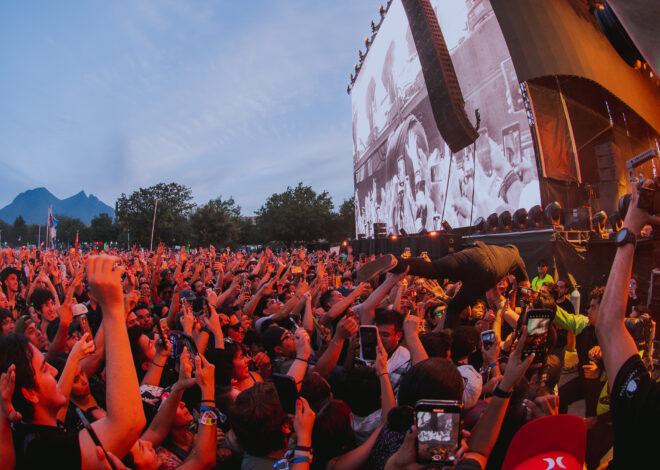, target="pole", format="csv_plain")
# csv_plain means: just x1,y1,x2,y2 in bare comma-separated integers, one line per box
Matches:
150,198,158,252
38,226,40,247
